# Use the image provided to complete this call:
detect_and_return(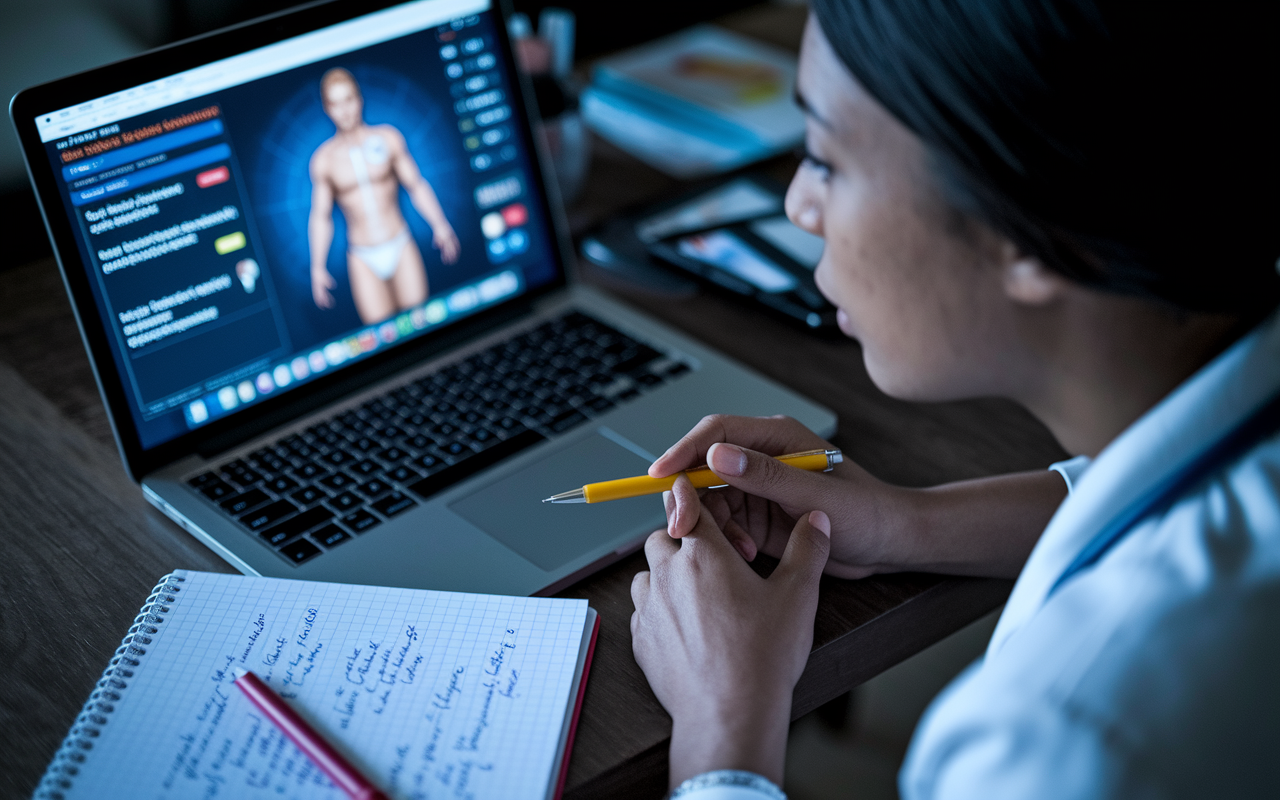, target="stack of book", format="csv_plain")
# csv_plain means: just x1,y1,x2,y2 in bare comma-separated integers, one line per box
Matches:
581,25,805,178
